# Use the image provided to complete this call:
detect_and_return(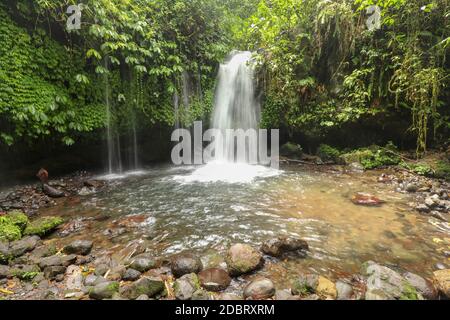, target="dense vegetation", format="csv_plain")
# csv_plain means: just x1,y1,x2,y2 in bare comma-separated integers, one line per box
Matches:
0,0,448,171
